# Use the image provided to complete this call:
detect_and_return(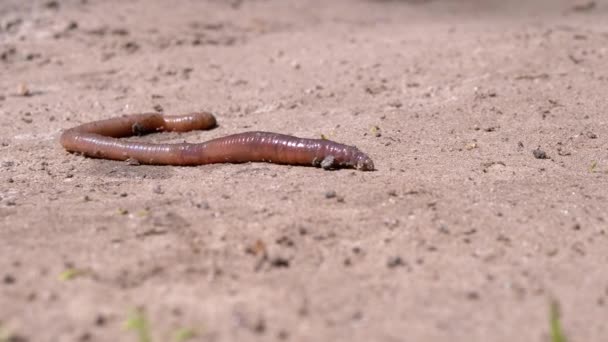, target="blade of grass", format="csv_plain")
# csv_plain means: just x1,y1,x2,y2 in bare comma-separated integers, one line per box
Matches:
174,328,197,342
0,324,8,342
125,308,152,342
550,300,568,342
